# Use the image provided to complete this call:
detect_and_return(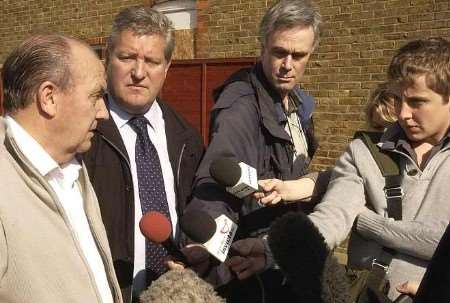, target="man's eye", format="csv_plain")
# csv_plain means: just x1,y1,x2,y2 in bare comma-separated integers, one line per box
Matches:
118,55,133,61
272,51,287,59
292,53,307,60
145,58,162,65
